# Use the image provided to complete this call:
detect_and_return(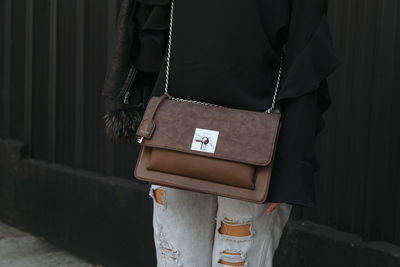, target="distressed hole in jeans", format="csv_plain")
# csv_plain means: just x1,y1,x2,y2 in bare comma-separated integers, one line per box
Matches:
153,188,165,205
161,247,179,261
218,217,252,237
159,231,182,266
218,249,247,266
